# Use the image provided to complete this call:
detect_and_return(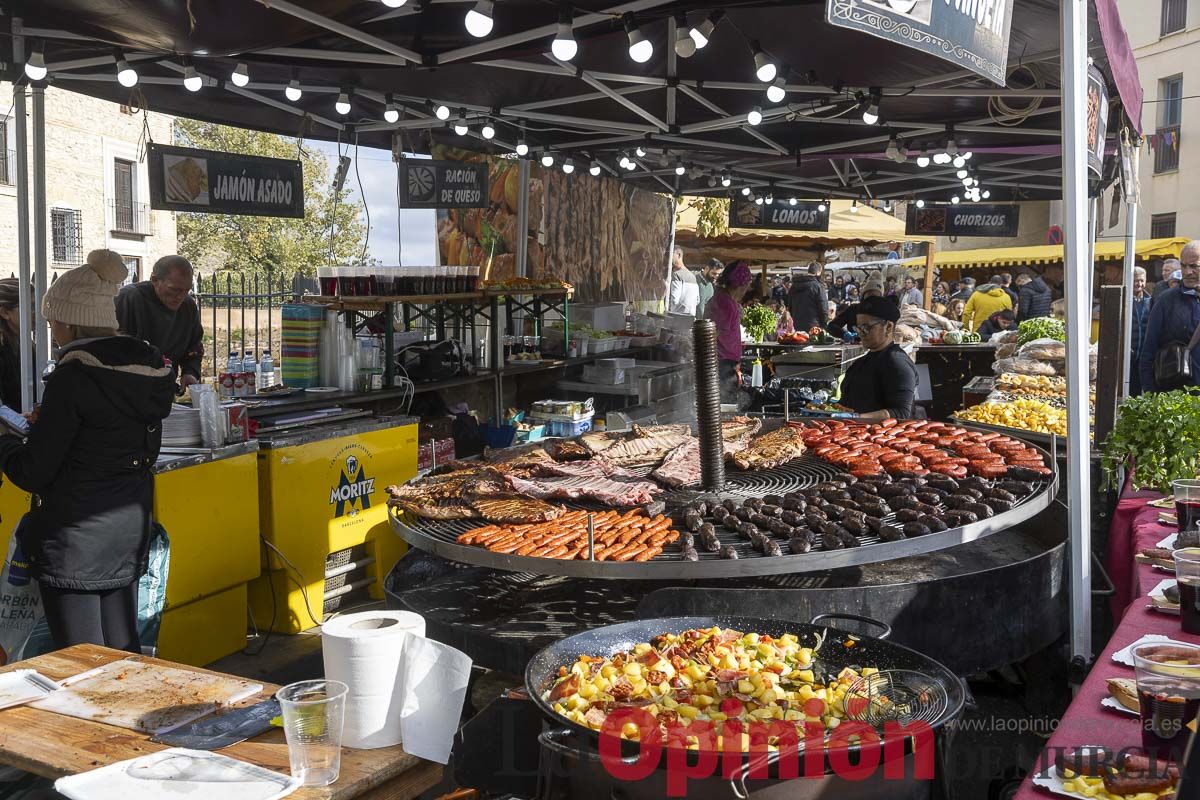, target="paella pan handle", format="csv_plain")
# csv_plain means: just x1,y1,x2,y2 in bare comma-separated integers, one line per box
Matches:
809,612,892,640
